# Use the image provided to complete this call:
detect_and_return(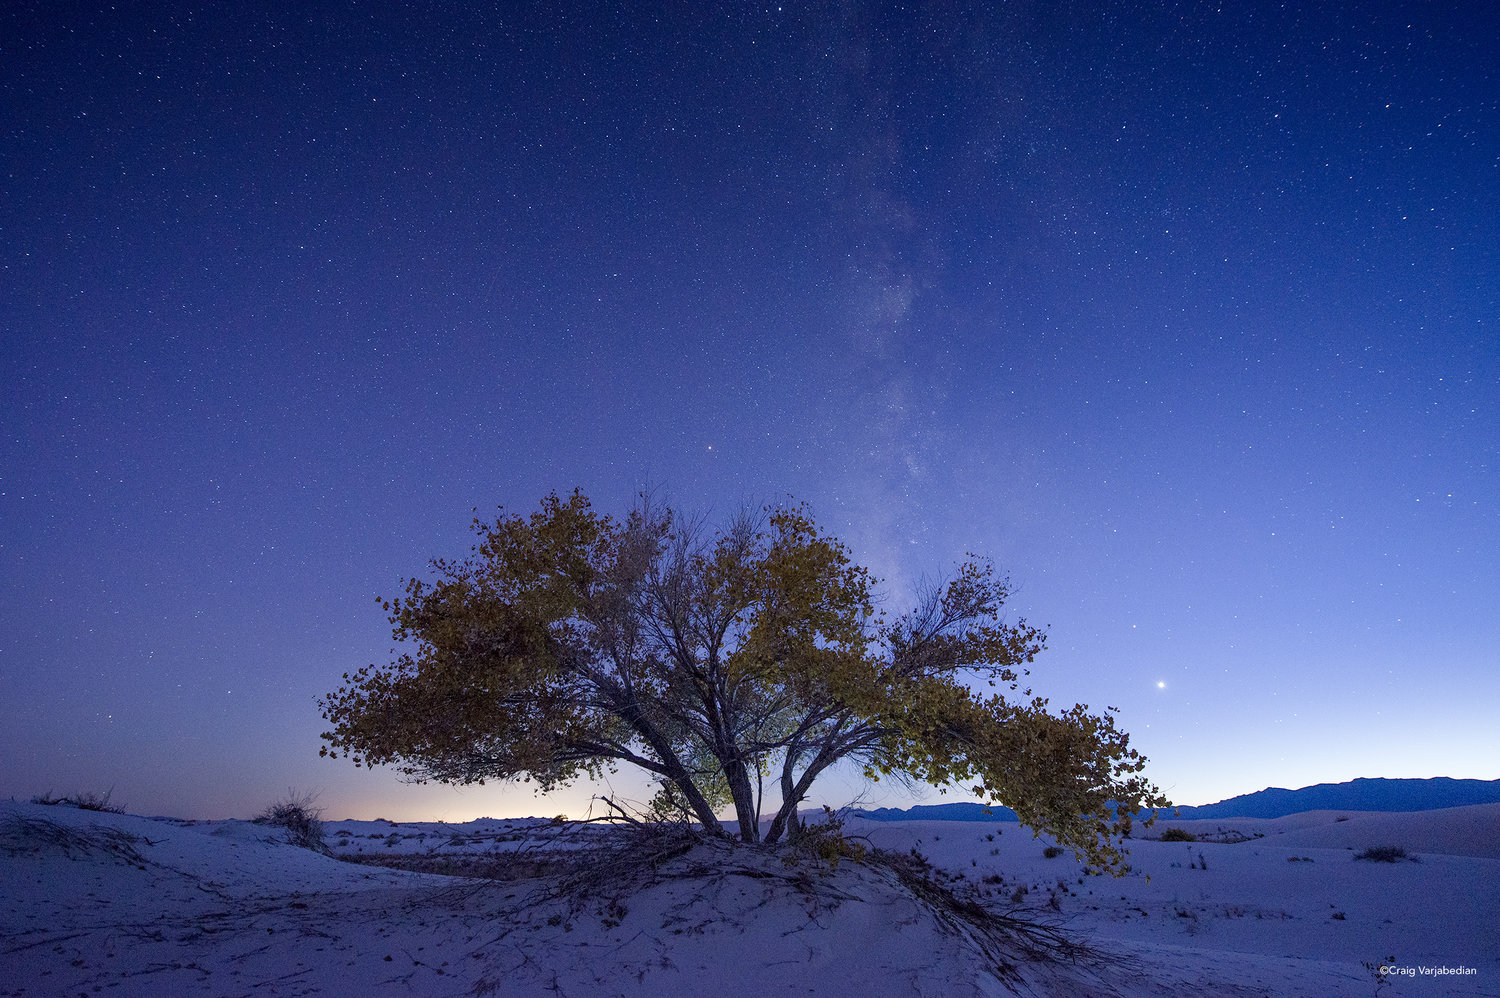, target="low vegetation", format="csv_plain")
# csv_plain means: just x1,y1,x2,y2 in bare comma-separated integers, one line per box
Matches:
253,790,329,854
30,790,125,813
784,806,870,870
